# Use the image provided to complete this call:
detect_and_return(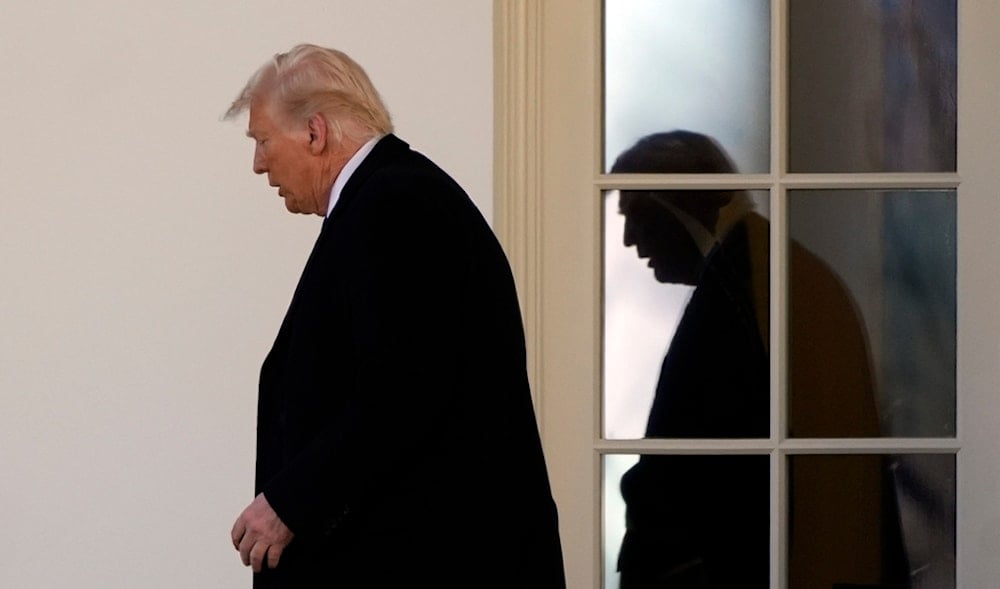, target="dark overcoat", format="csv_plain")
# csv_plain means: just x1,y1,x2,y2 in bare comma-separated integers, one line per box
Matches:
253,134,565,588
